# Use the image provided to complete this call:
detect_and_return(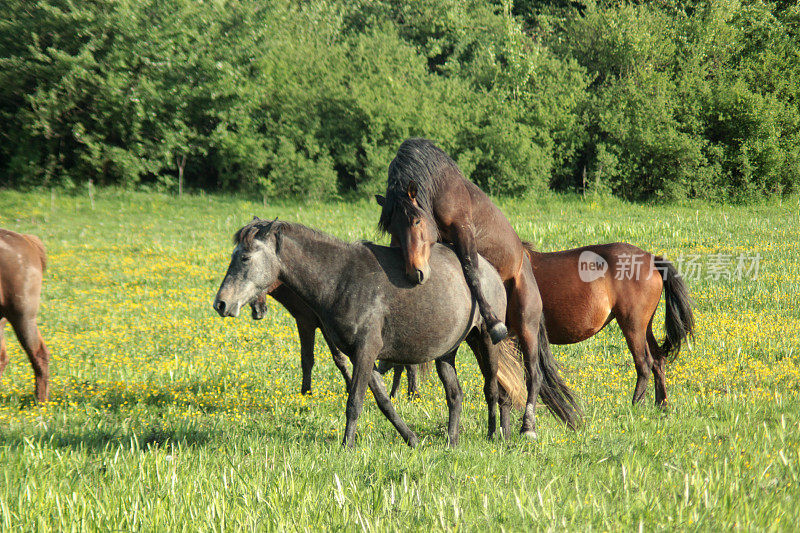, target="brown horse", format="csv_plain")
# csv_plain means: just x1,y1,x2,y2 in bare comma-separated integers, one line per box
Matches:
377,138,580,436
528,243,695,408
250,287,427,399
0,229,51,403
